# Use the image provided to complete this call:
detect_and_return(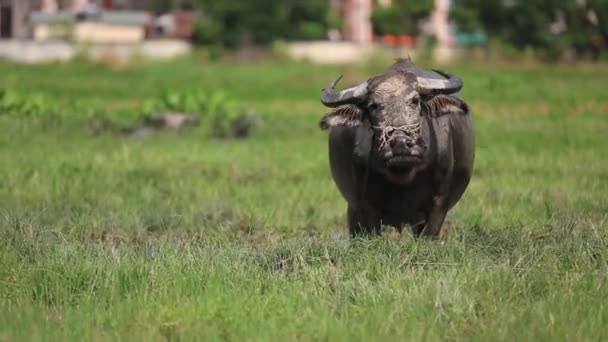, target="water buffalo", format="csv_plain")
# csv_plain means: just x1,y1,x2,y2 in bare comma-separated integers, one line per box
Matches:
319,58,475,238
